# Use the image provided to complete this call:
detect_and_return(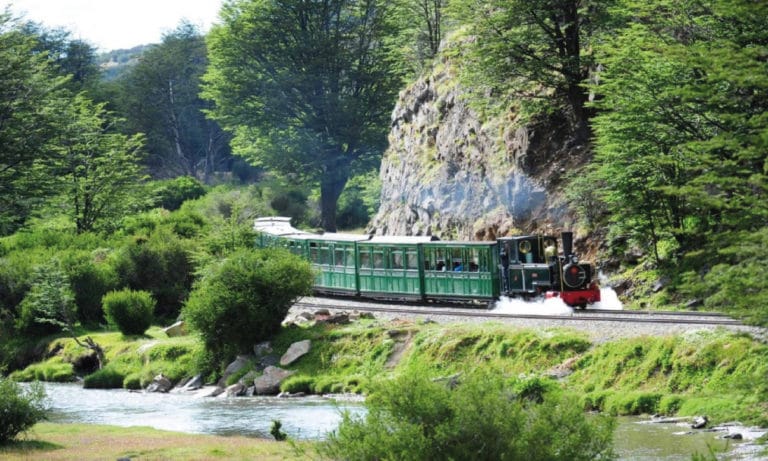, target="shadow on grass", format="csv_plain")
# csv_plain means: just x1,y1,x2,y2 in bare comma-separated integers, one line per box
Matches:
0,438,63,454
